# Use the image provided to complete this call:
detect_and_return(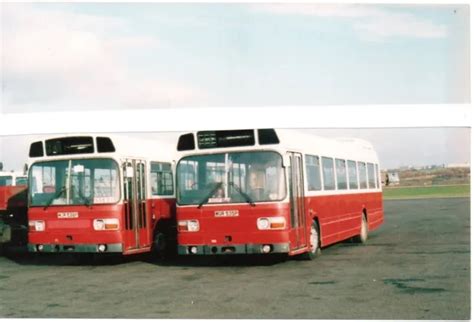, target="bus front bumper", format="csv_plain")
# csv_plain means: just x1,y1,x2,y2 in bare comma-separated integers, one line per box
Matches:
178,243,290,255
27,243,123,253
